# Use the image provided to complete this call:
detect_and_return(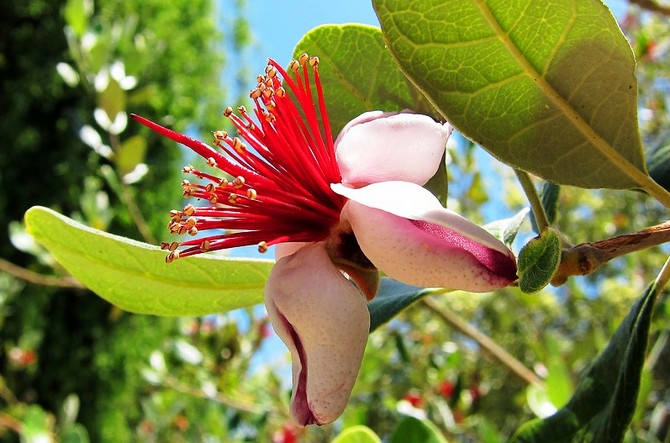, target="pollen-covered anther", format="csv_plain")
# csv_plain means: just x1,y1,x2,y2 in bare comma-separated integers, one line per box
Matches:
265,66,278,78
309,56,319,67
262,88,273,99
223,106,233,117
185,217,197,228
205,183,215,193
207,157,217,167
228,194,238,204
233,176,246,188
169,209,180,219
275,87,286,98
160,242,170,250
181,179,191,187
289,59,300,72
183,204,196,216
188,226,198,236
213,130,228,141
232,137,246,153
200,240,211,252
166,251,180,263
298,53,309,65
219,177,229,187
246,188,258,200
250,88,262,100
182,165,194,174
258,241,268,253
